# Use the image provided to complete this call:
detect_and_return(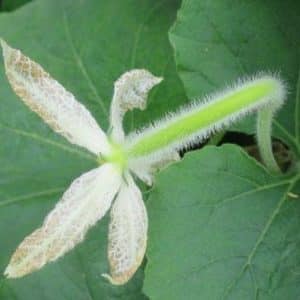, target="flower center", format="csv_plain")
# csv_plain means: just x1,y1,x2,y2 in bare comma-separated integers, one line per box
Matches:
100,142,127,171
